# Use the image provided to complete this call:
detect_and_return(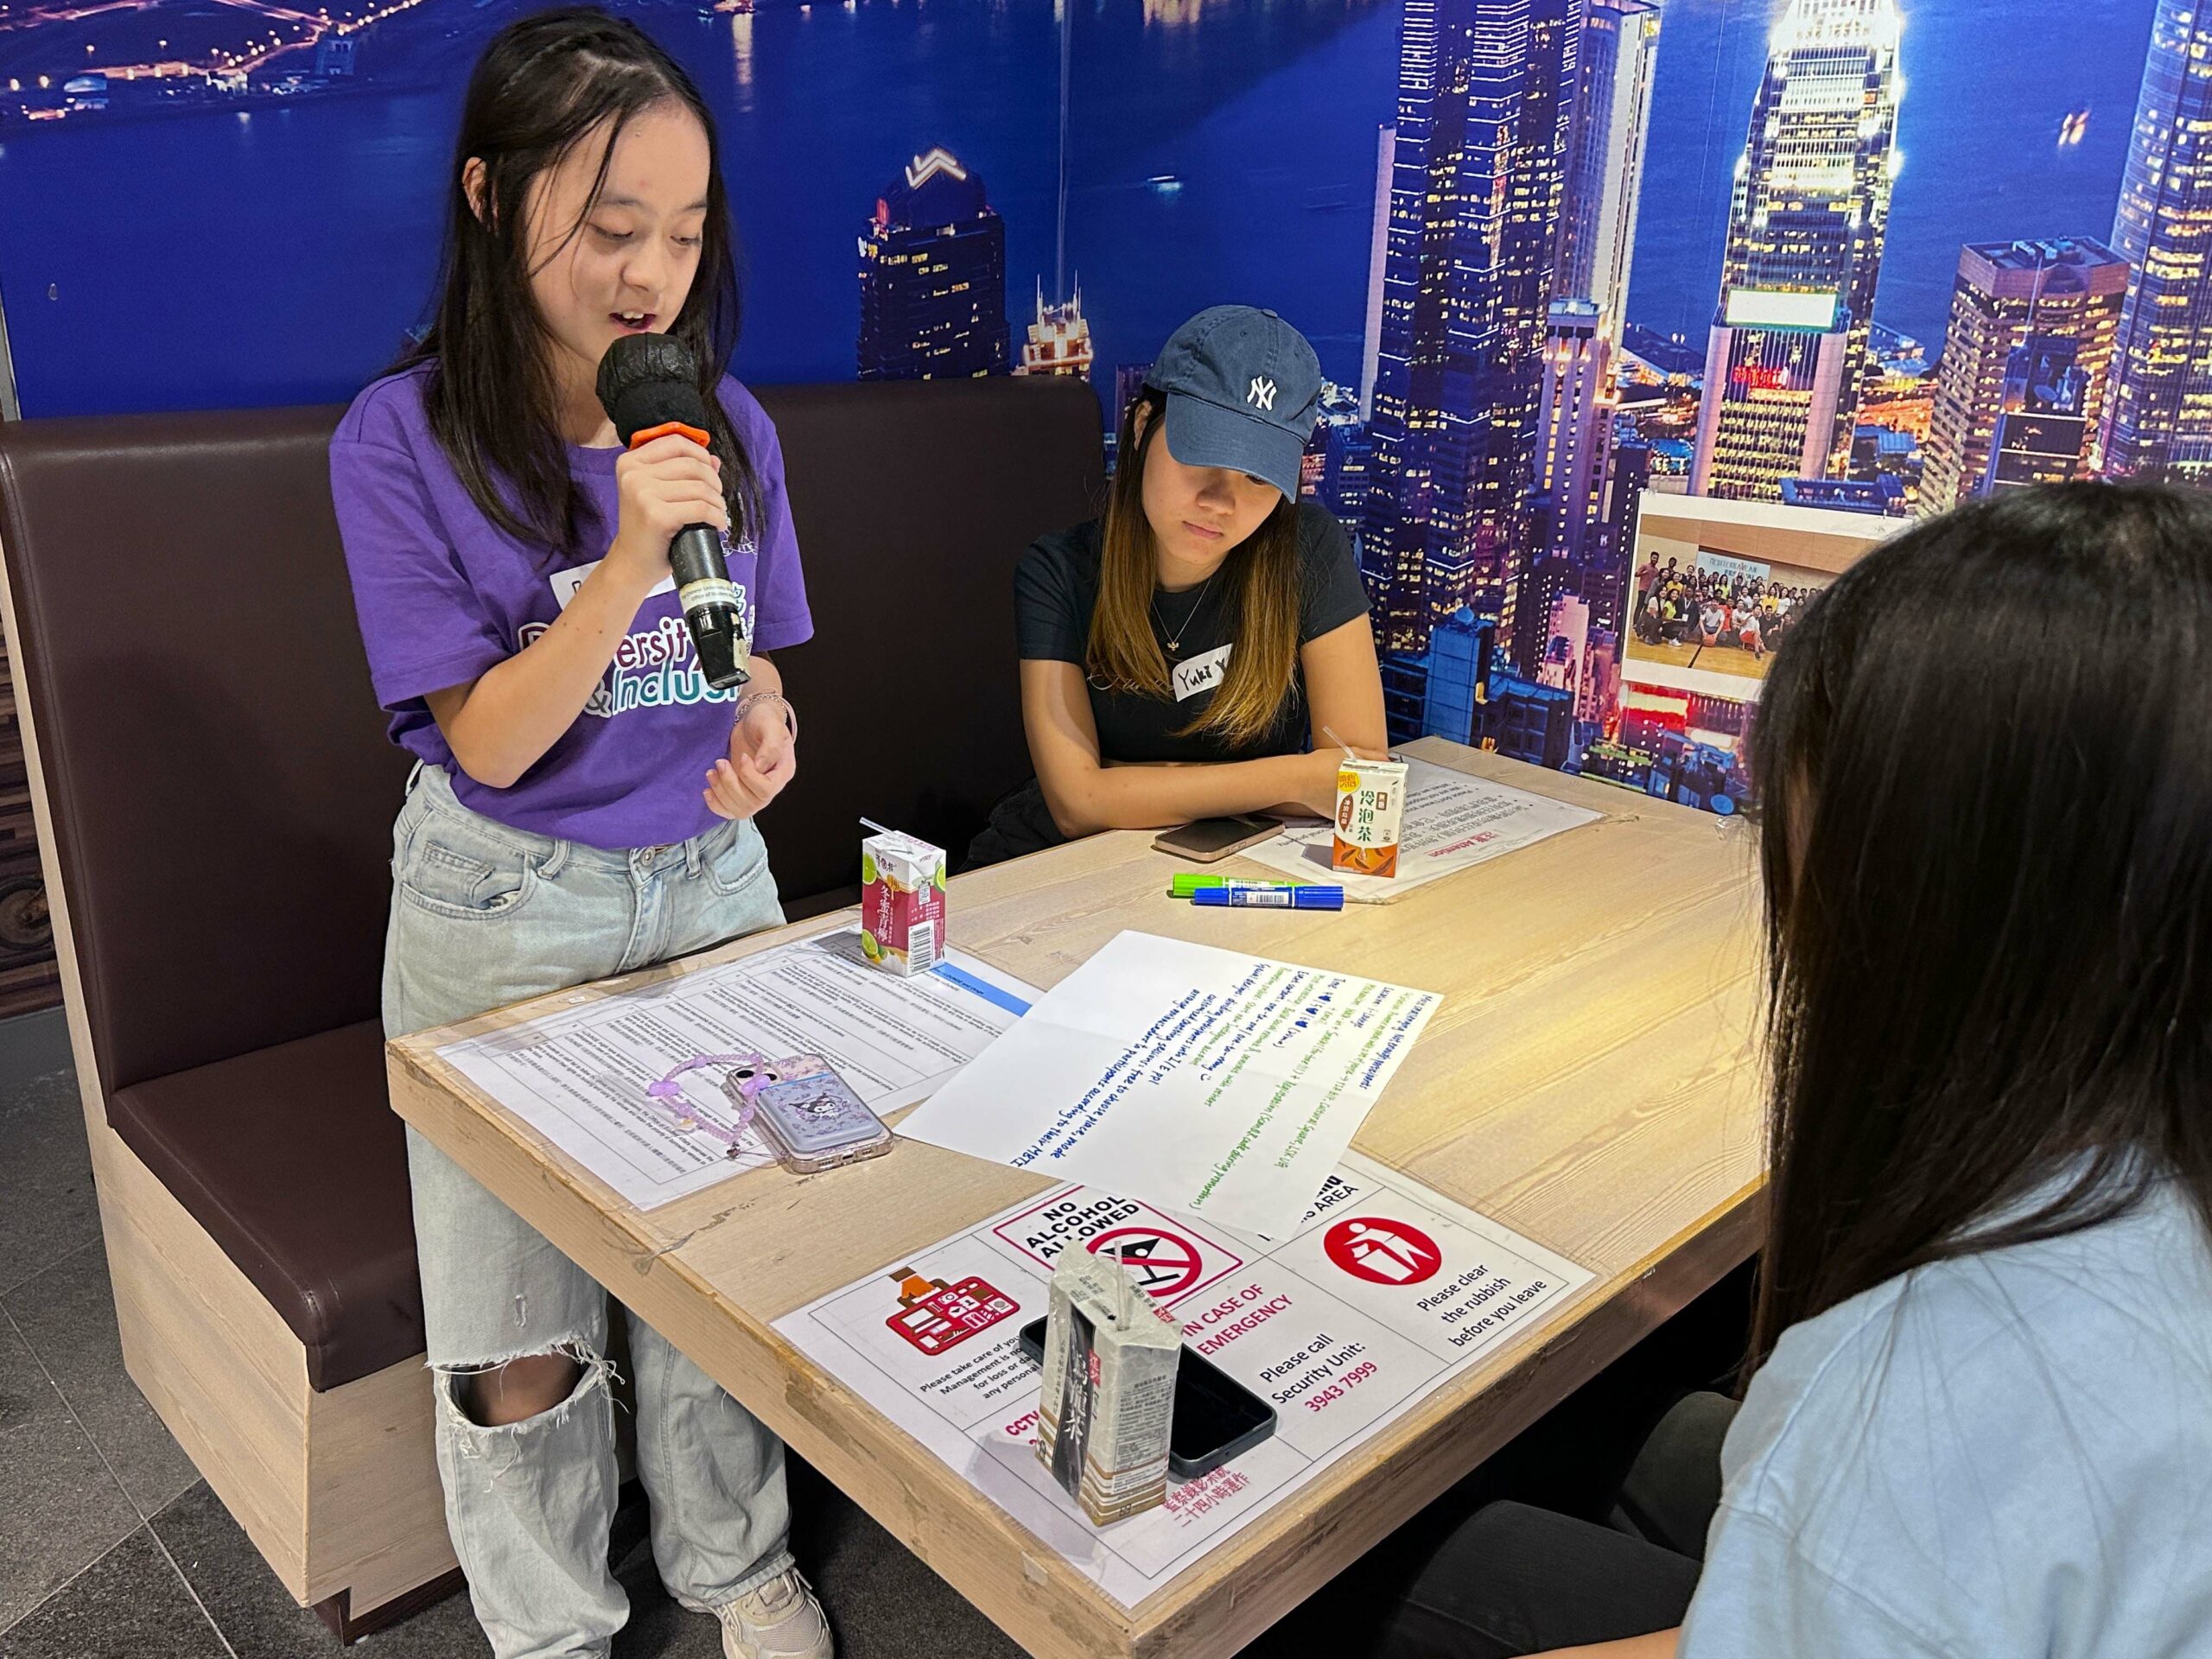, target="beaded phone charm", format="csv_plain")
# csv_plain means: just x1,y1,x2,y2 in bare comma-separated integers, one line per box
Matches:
644,1052,782,1158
